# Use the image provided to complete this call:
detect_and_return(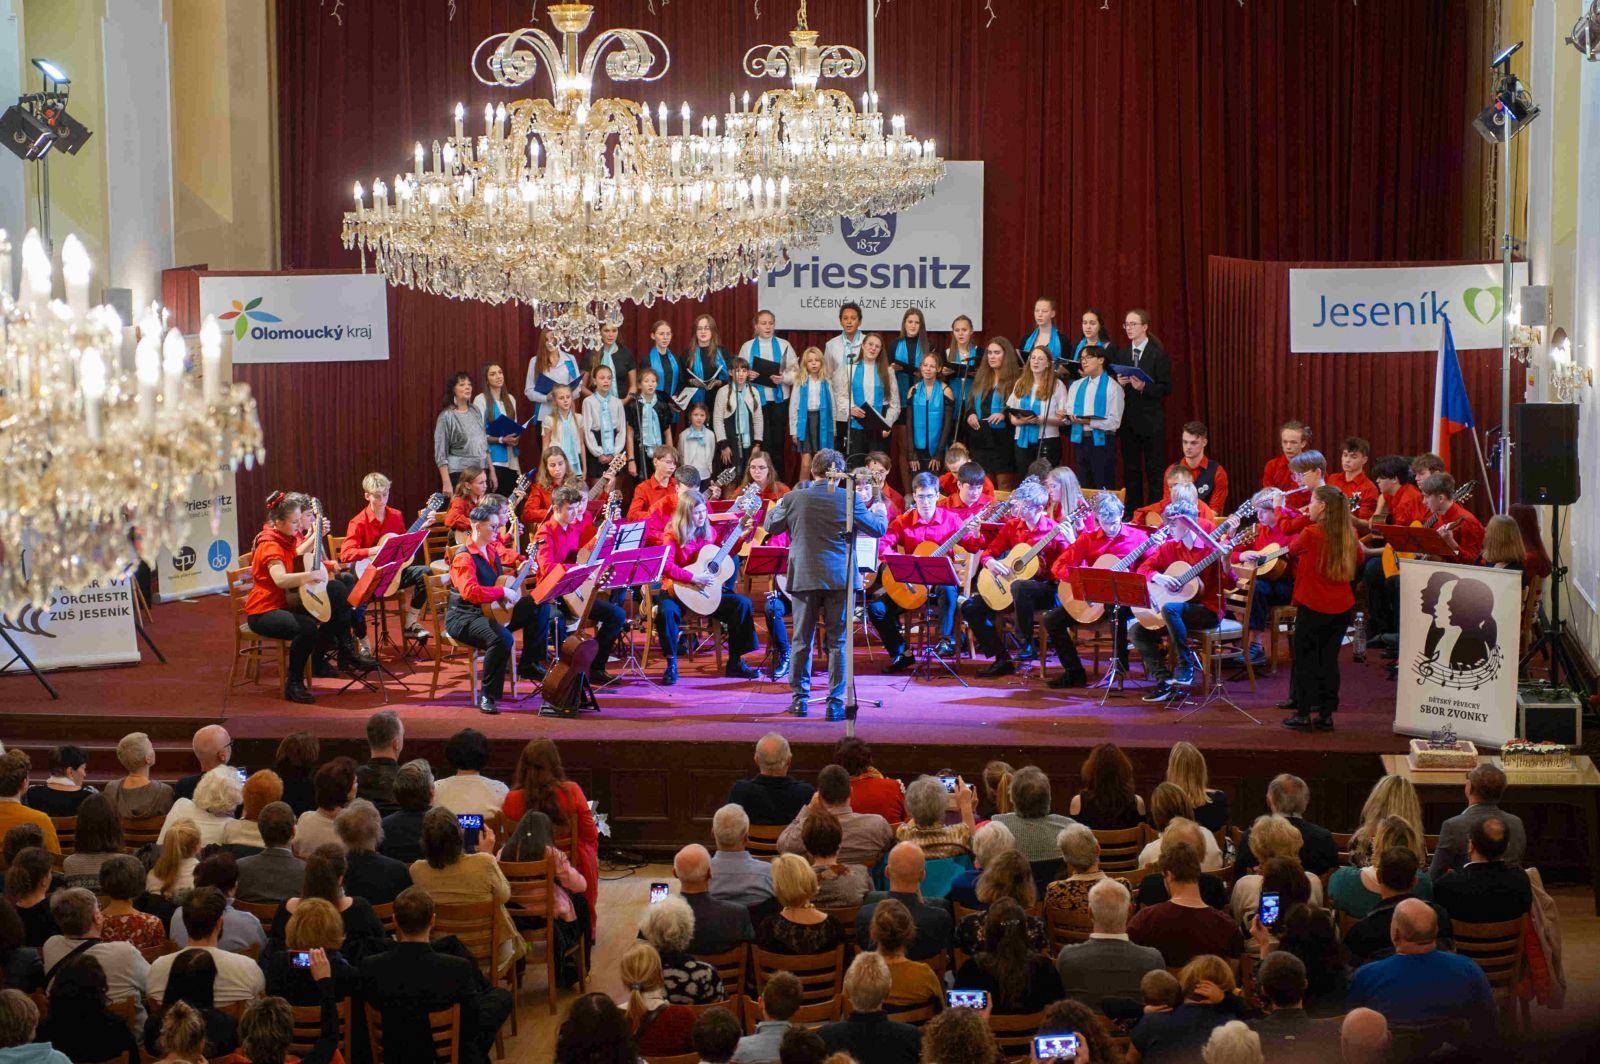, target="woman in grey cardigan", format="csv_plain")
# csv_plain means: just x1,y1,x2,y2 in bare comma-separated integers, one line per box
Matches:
434,371,490,492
